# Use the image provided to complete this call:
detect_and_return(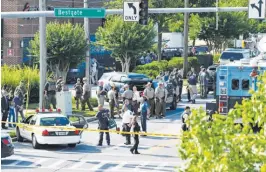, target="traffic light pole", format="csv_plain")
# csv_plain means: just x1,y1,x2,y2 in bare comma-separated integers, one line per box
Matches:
39,0,47,109
183,0,189,78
